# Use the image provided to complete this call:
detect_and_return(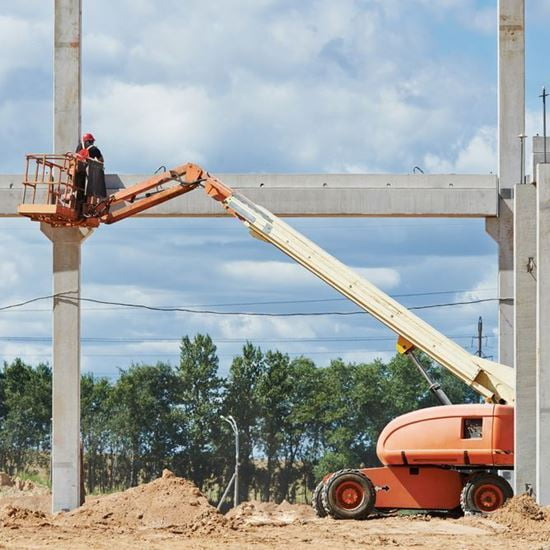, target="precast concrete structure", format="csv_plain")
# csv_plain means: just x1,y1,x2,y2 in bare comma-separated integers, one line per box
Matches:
0,0,547,509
